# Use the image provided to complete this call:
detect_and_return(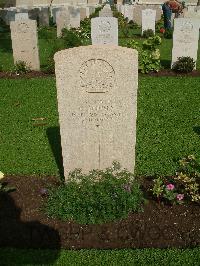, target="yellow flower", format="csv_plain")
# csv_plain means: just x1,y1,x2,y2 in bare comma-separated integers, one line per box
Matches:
0,171,4,180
